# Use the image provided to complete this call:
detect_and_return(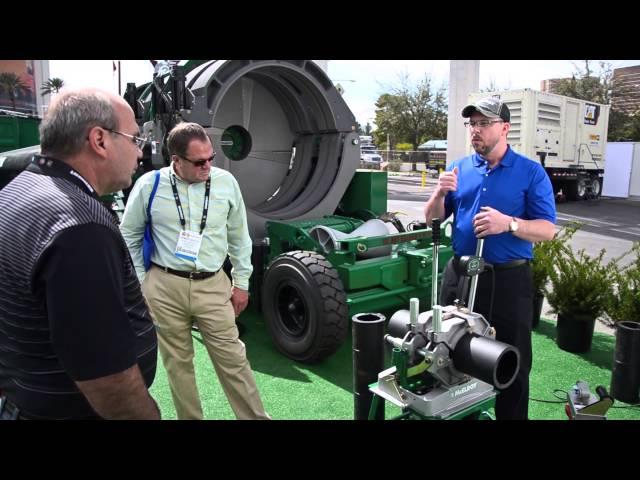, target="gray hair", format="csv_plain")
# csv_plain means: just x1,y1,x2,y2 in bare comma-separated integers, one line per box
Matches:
40,89,118,158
